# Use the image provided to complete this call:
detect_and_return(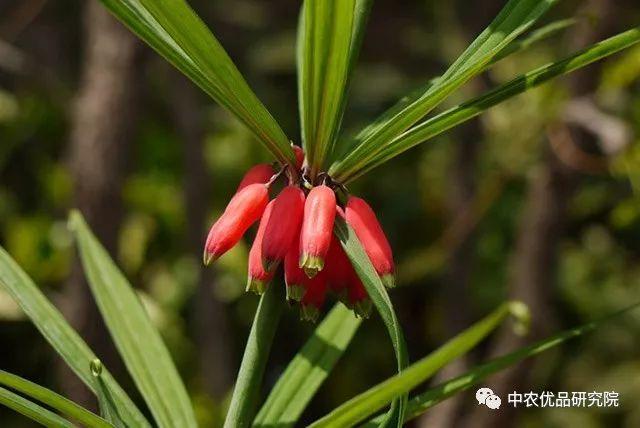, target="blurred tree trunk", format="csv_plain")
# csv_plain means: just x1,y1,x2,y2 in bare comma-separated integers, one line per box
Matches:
59,0,138,408
461,147,576,428
418,133,479,428
169,73,233,399
461,1,610,427
417,2,493,426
